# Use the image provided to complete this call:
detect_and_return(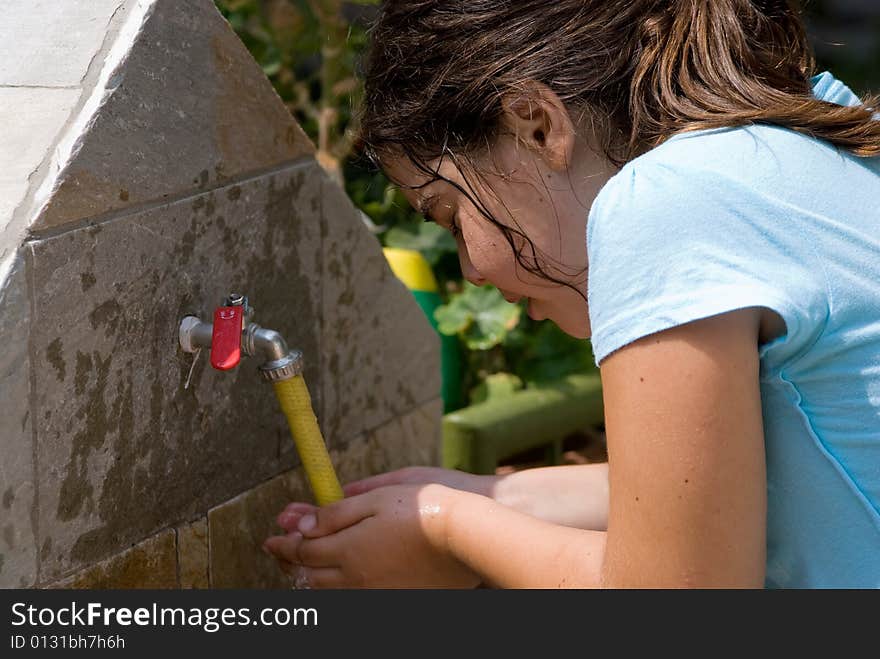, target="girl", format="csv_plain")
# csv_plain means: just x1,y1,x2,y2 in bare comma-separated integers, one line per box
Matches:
264,0,880,588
